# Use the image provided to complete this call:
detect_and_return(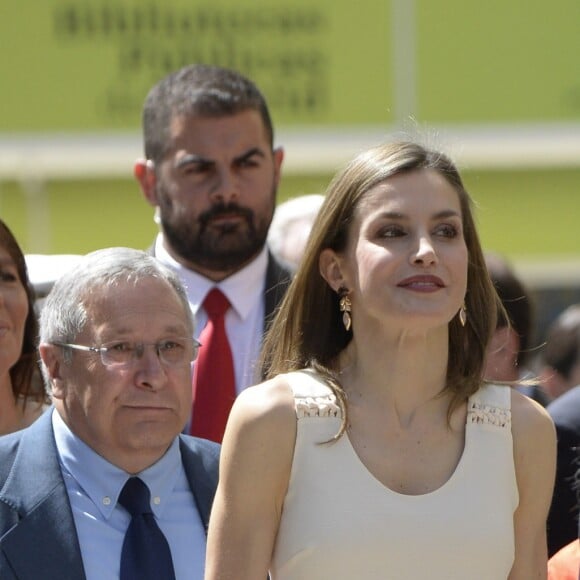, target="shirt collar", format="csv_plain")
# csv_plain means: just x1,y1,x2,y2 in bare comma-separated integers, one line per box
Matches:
155,233,268,320
52,409,182,520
